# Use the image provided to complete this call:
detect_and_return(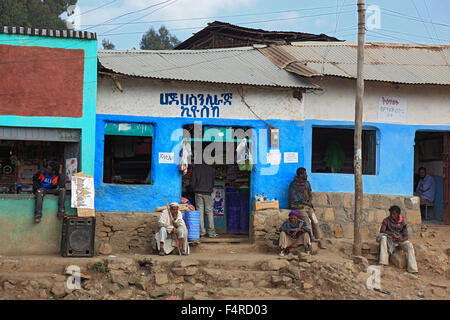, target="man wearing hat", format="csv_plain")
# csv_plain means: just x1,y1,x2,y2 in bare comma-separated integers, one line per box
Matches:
154,202,189,256
32,161,65,223
278,210,312,256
